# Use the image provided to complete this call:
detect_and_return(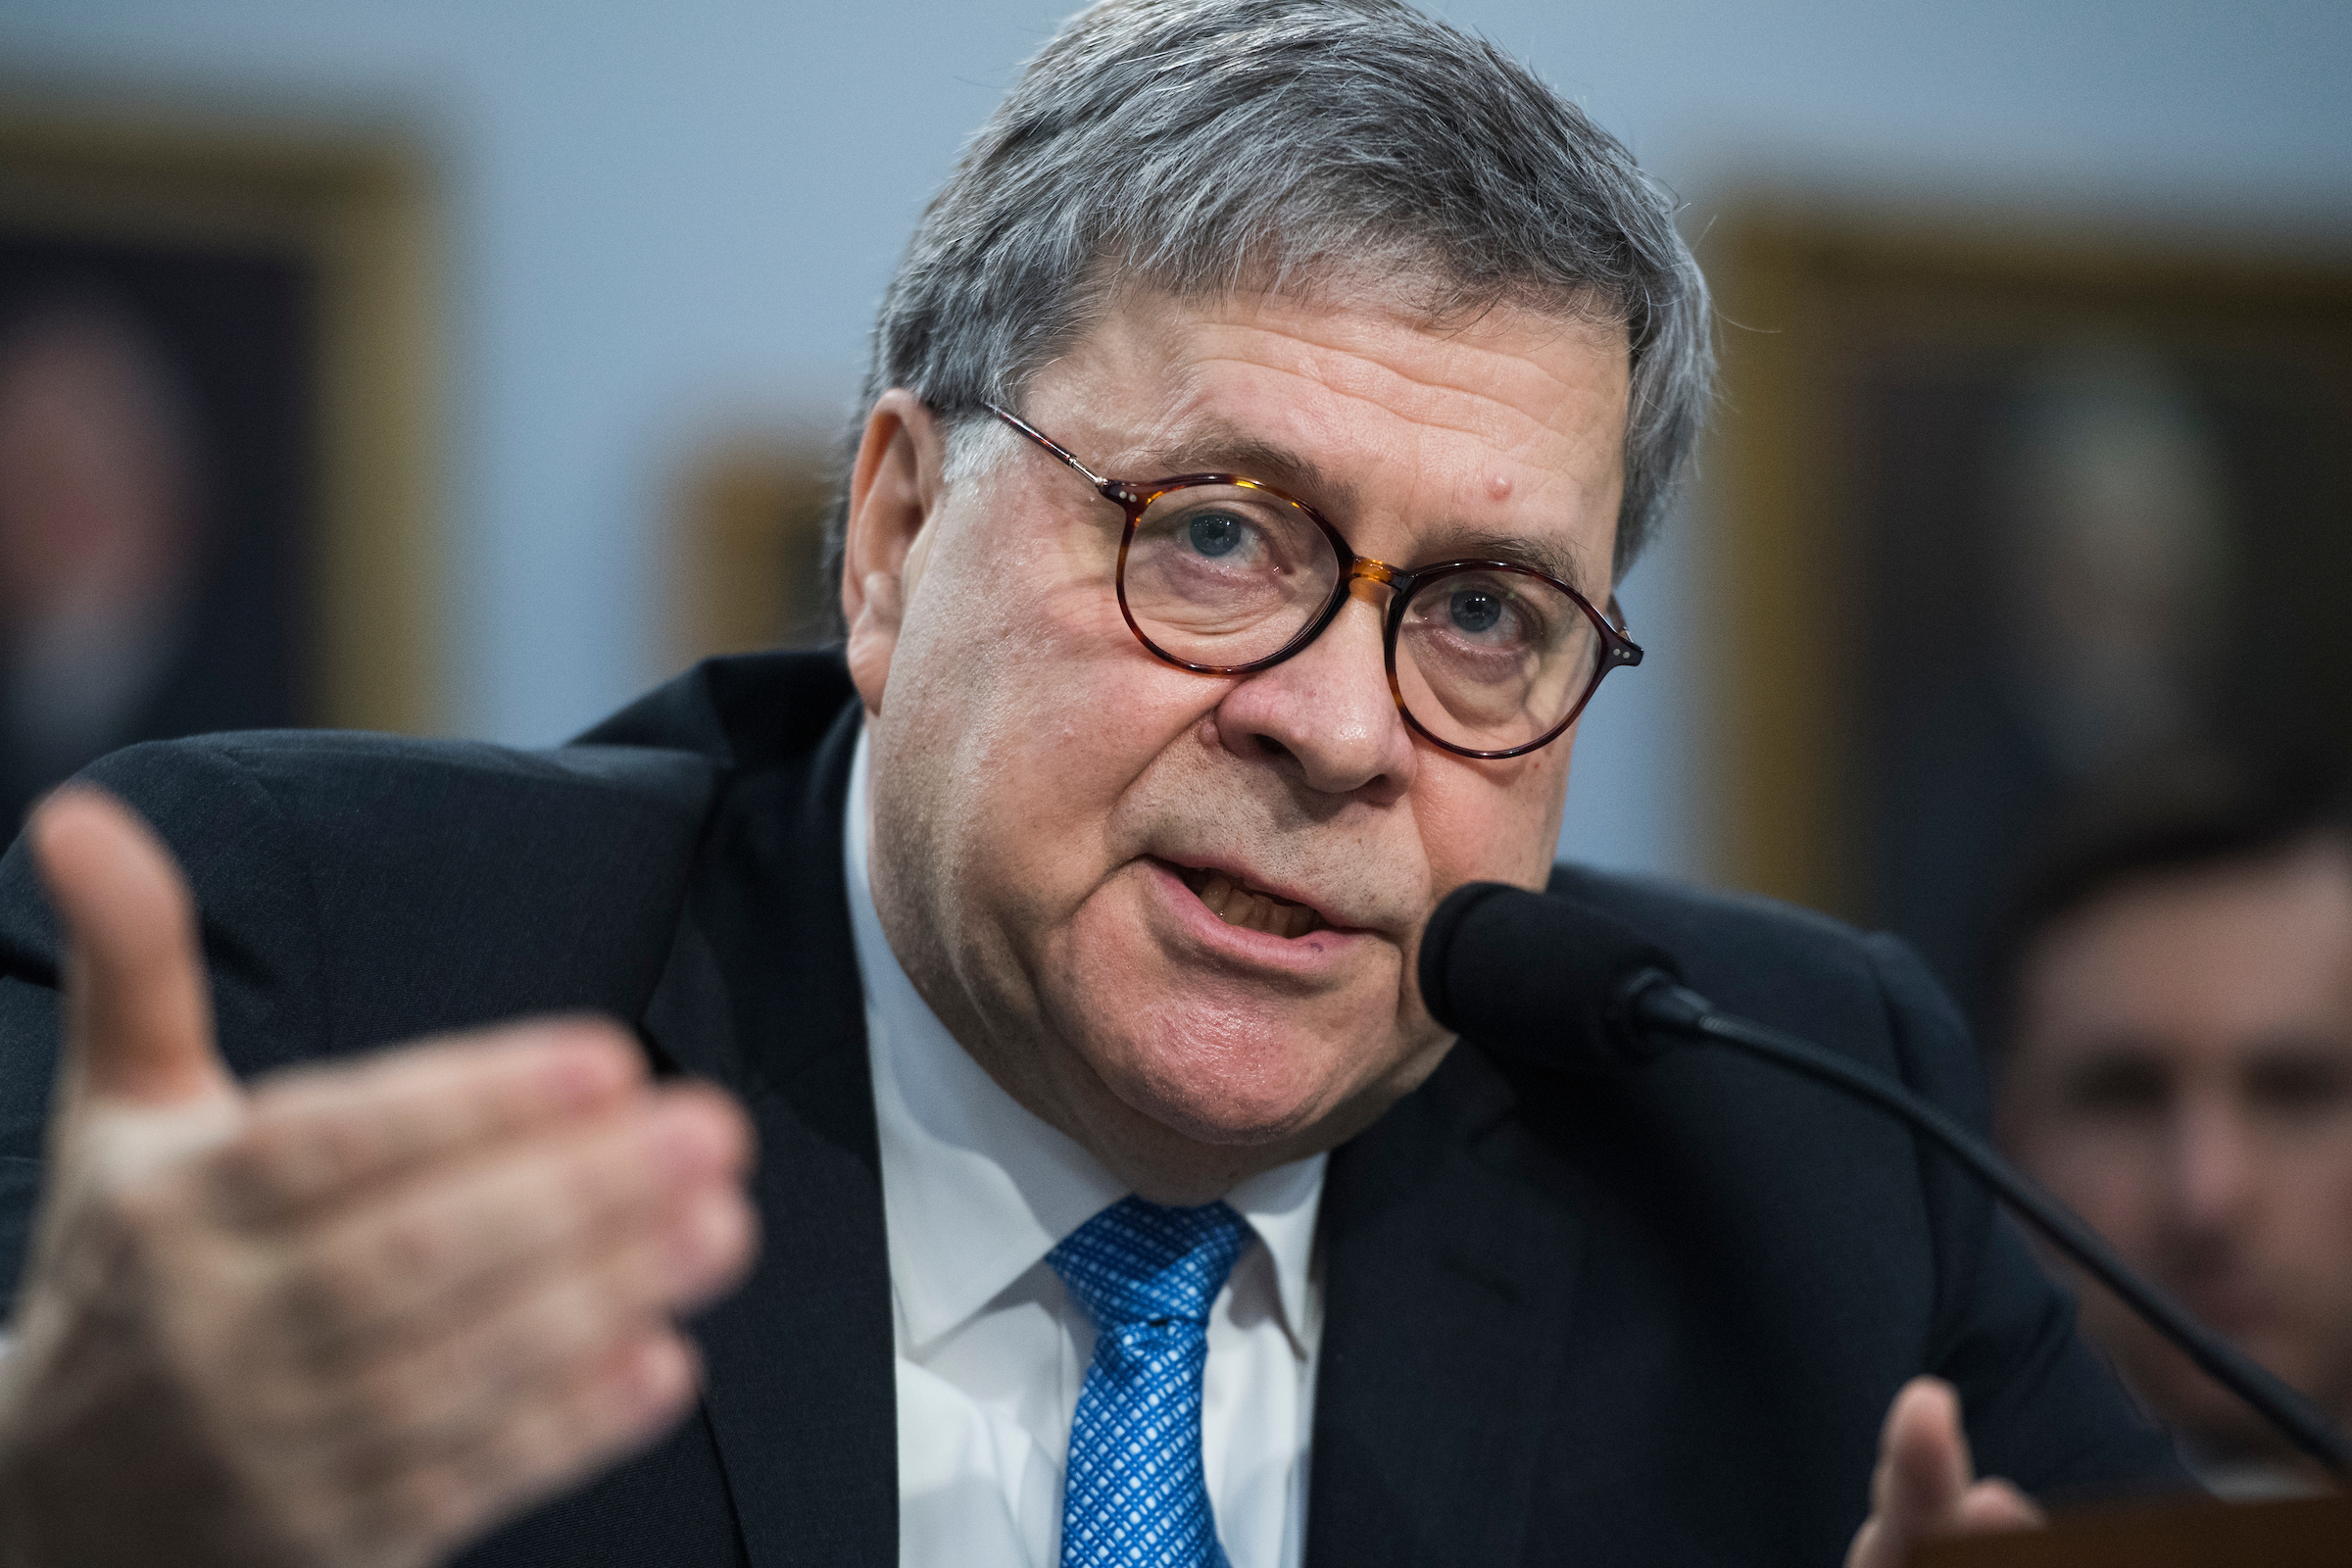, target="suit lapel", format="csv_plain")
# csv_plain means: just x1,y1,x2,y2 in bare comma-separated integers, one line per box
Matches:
639,696,898,1568
1306,1046,1589,1568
